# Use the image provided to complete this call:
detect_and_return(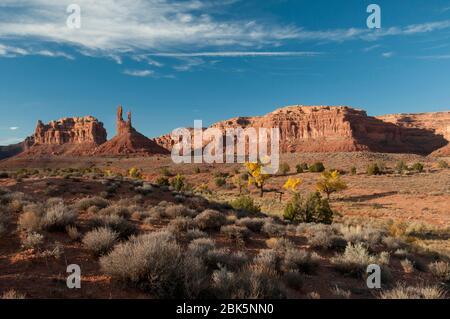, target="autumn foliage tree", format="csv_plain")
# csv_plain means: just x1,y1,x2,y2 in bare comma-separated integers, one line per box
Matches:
244,162,271,197
316,170,347,200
